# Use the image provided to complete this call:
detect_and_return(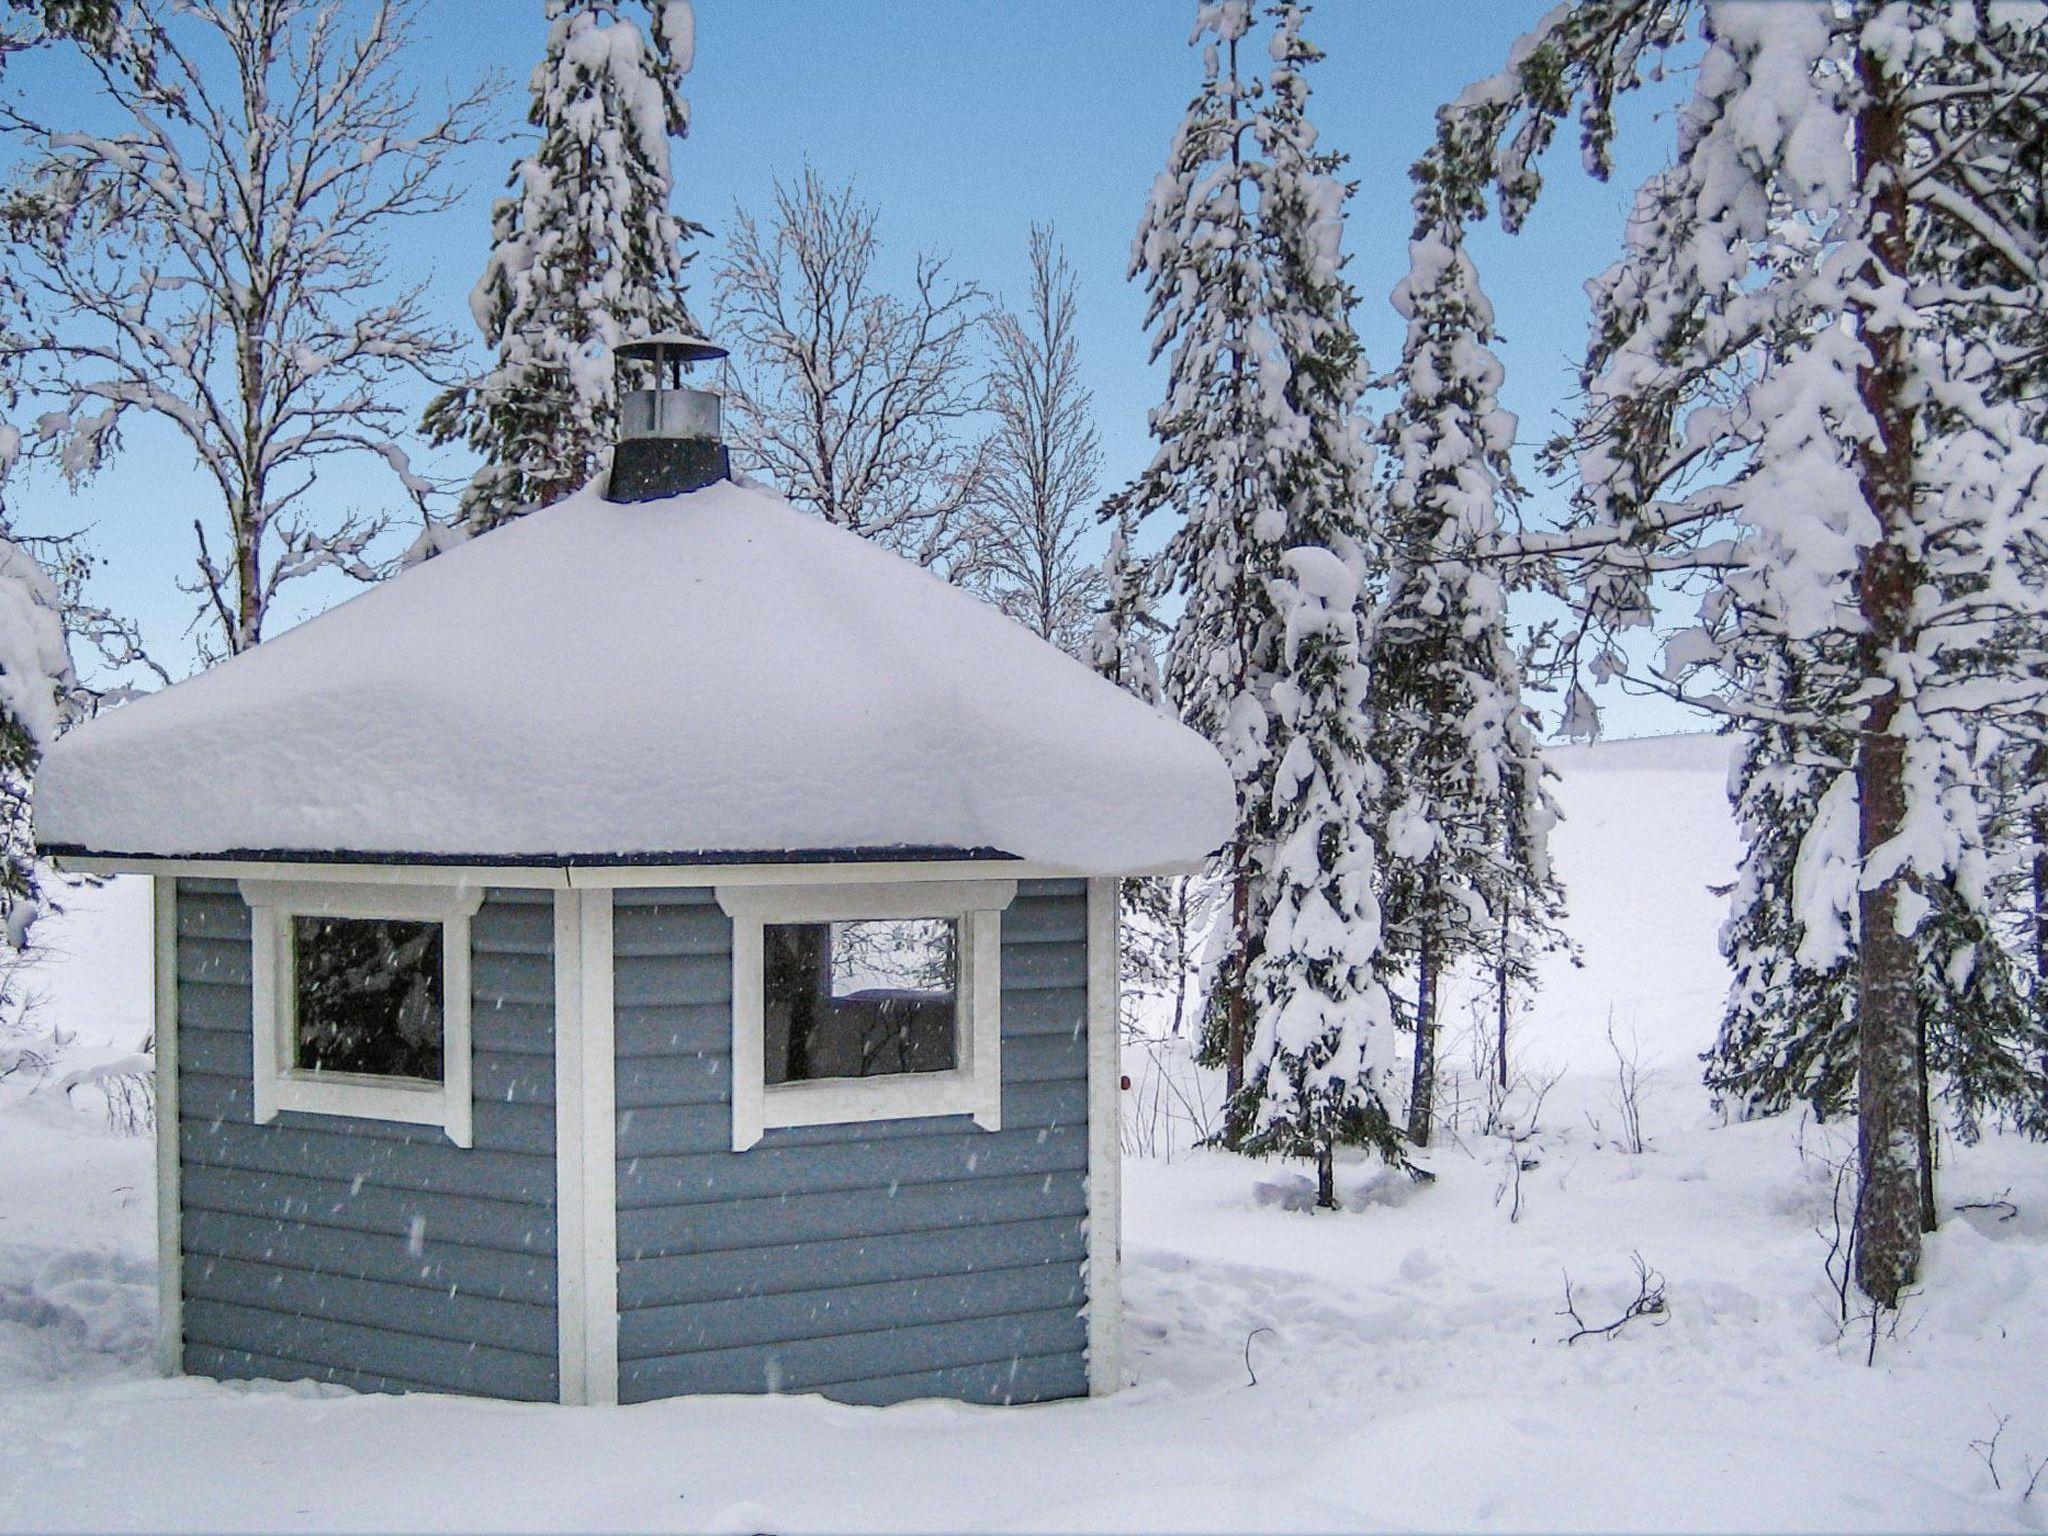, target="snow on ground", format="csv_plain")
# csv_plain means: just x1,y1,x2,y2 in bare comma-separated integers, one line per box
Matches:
3,734,2046,1533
